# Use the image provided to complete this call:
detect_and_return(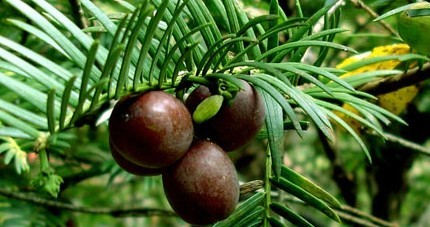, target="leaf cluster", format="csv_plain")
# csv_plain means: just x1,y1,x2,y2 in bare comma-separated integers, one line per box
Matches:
0,0,421,226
